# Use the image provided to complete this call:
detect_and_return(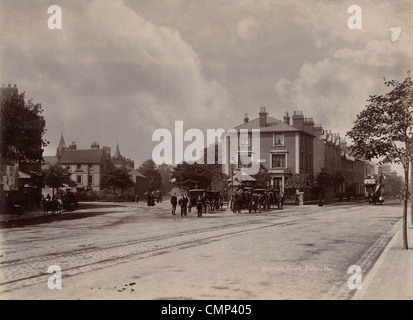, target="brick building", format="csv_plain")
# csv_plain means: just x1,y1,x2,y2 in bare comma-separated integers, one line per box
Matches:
225,107,369,203
58,141,113,192
224,108,316,200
